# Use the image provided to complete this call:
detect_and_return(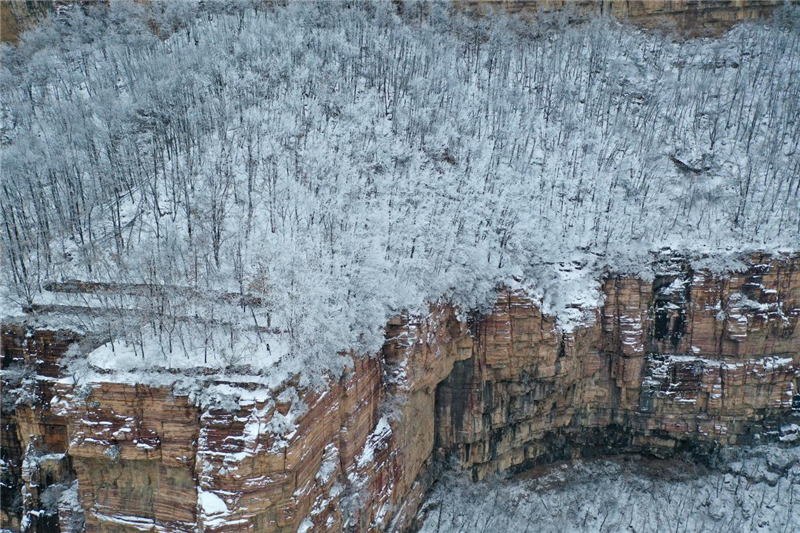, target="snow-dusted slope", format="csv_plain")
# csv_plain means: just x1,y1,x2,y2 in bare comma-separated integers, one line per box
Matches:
2,2,798,386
